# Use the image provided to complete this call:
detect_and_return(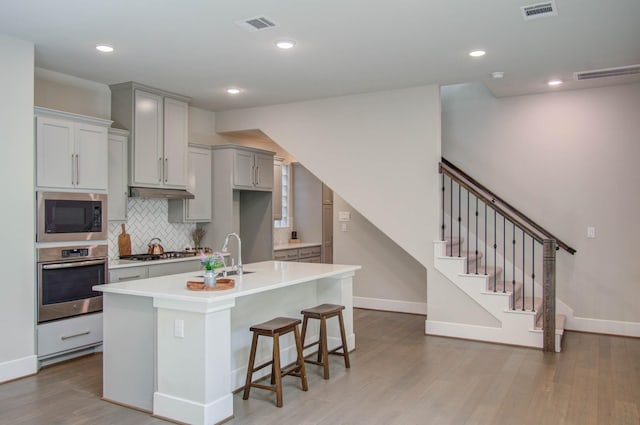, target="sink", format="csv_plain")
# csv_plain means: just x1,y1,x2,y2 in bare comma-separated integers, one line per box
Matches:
194,270,253,278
